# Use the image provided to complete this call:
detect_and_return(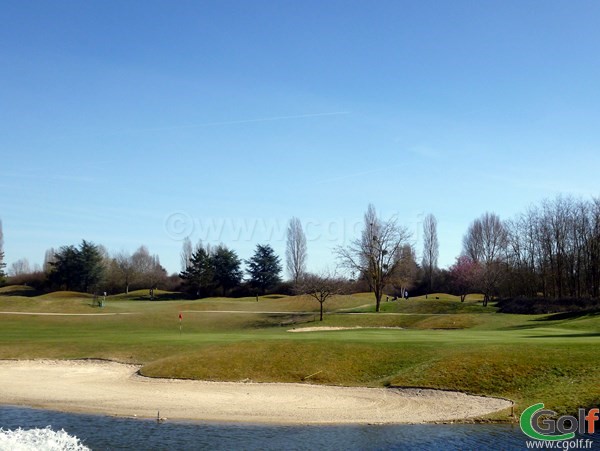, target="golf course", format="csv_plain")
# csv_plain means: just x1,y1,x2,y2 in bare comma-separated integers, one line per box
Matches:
0,285,598,422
